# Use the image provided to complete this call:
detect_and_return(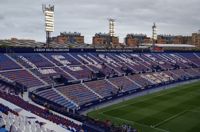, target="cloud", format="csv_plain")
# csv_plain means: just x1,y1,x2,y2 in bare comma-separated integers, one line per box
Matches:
0,0,199,43
0,15,4,20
